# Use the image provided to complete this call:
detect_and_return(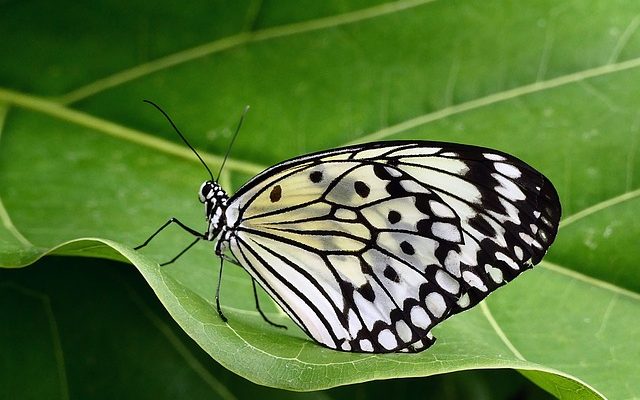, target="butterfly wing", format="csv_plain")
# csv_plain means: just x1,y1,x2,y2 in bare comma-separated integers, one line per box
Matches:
223,141,561,353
